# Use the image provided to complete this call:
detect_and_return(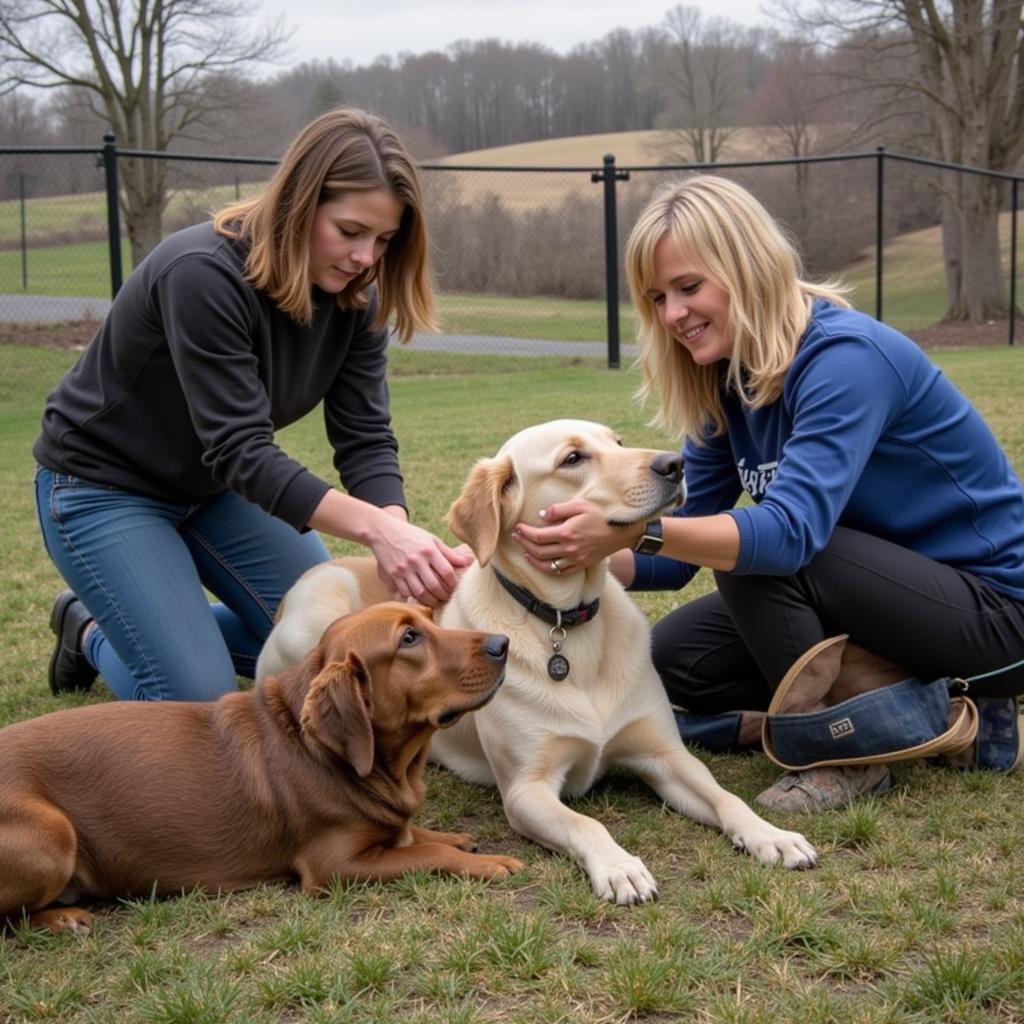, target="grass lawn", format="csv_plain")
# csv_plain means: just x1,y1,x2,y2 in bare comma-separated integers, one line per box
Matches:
2,344,1023,1023
434,291,638,341
0,239,132,301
